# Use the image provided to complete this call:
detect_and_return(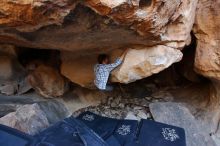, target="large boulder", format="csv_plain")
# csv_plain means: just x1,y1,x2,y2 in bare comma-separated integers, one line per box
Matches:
193,0,220,80
61,51,97,88
193,0,220,141
111,46,183,83
149,102,217,146
28,65,68,98
0,103,49,135
0,46,27,95
61,46,182,87
0,101,69,135
0,0,198,85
